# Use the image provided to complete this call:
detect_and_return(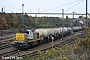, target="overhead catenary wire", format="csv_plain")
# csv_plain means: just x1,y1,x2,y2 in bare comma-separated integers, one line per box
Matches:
0,0,82,13
41,0,82,12
65,0,83,12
